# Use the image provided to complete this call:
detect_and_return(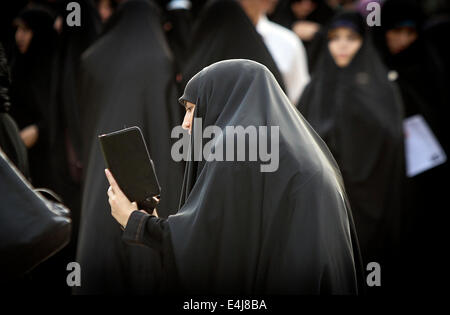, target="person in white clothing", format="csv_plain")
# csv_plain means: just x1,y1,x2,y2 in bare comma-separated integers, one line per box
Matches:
239,0,310,106
257,13,310,105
